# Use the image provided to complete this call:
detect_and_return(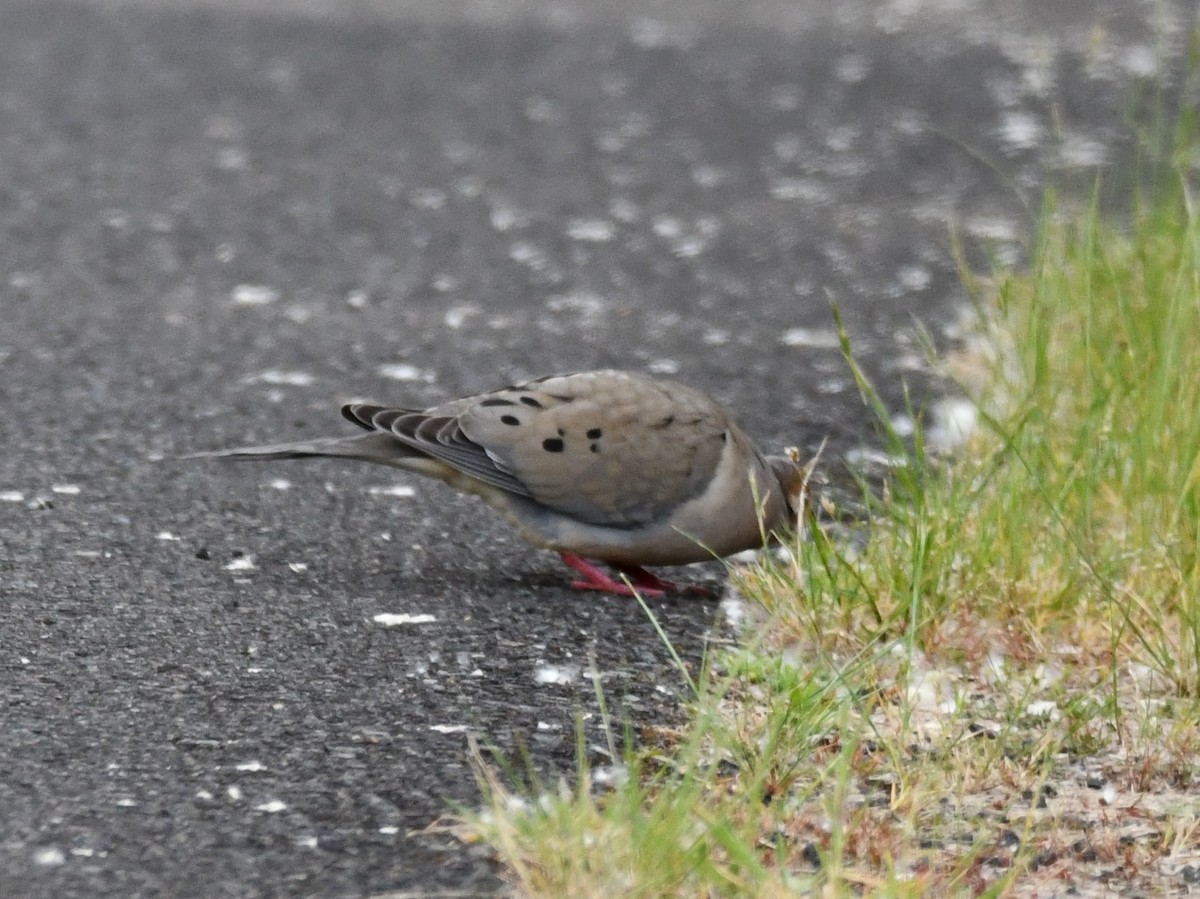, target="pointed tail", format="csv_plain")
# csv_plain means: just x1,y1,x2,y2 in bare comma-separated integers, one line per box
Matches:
182,432,420,466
